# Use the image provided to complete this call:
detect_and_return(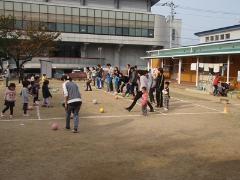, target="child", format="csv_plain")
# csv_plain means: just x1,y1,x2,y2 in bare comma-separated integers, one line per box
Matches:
141,87,148,116
1,83,16,119
21,81,29,116
42,80,52,107
32,76,40,105
162,81,170,111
